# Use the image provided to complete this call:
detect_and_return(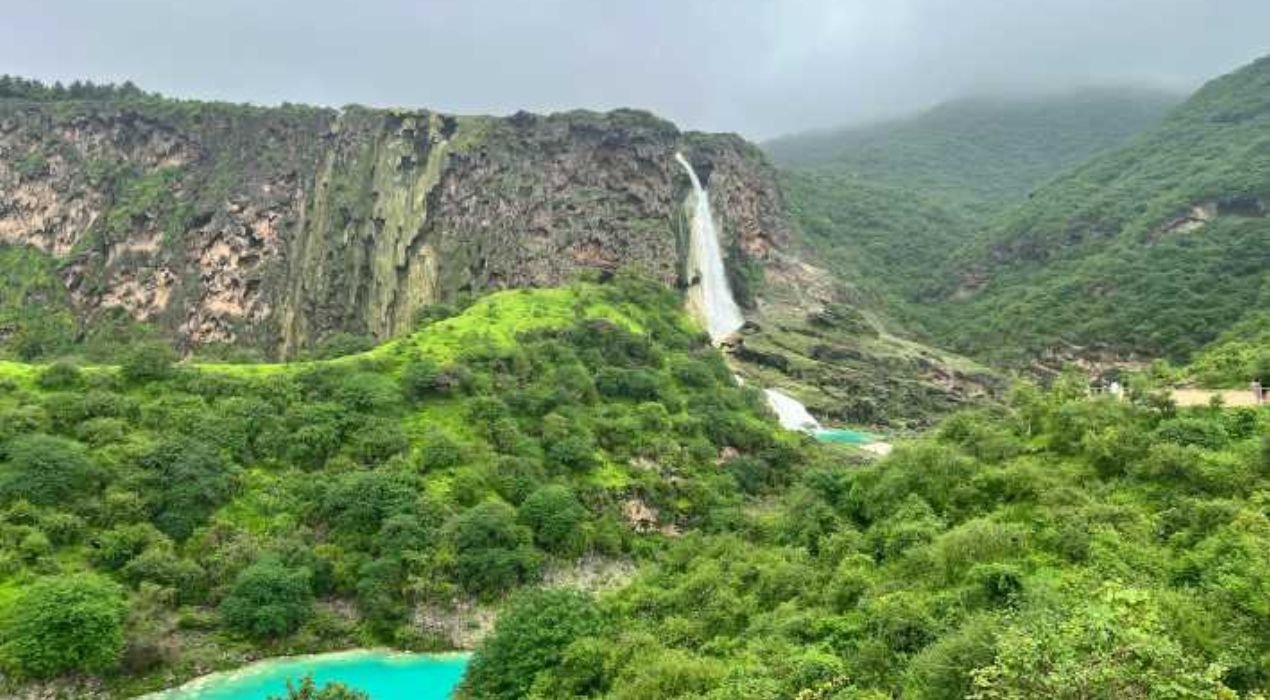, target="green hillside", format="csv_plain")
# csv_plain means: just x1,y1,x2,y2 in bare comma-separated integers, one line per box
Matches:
935,55,1270,365
770,89,1179,334
0,277,815,696
767,89,1180,208
467,381,1270,699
